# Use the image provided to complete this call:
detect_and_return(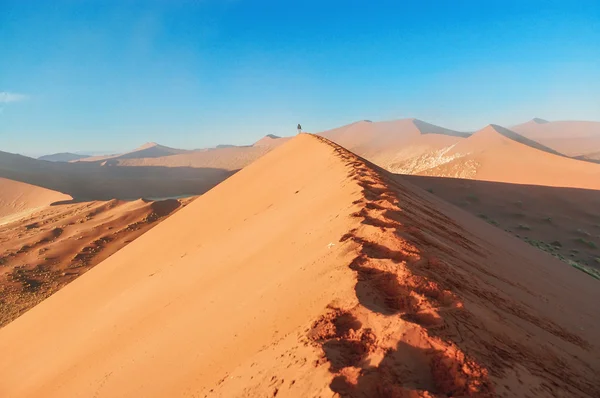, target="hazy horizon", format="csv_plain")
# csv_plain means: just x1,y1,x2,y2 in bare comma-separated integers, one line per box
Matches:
2,0,599,155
